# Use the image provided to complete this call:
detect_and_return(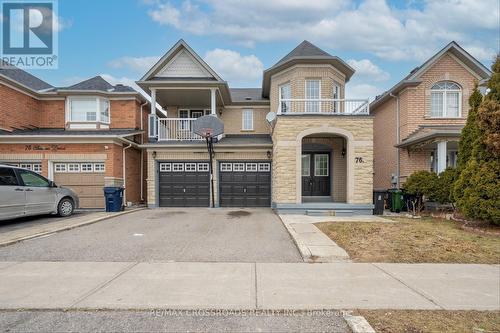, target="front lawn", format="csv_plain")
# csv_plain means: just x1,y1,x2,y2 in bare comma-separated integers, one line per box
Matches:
315,217,500,263
357,310,500,333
